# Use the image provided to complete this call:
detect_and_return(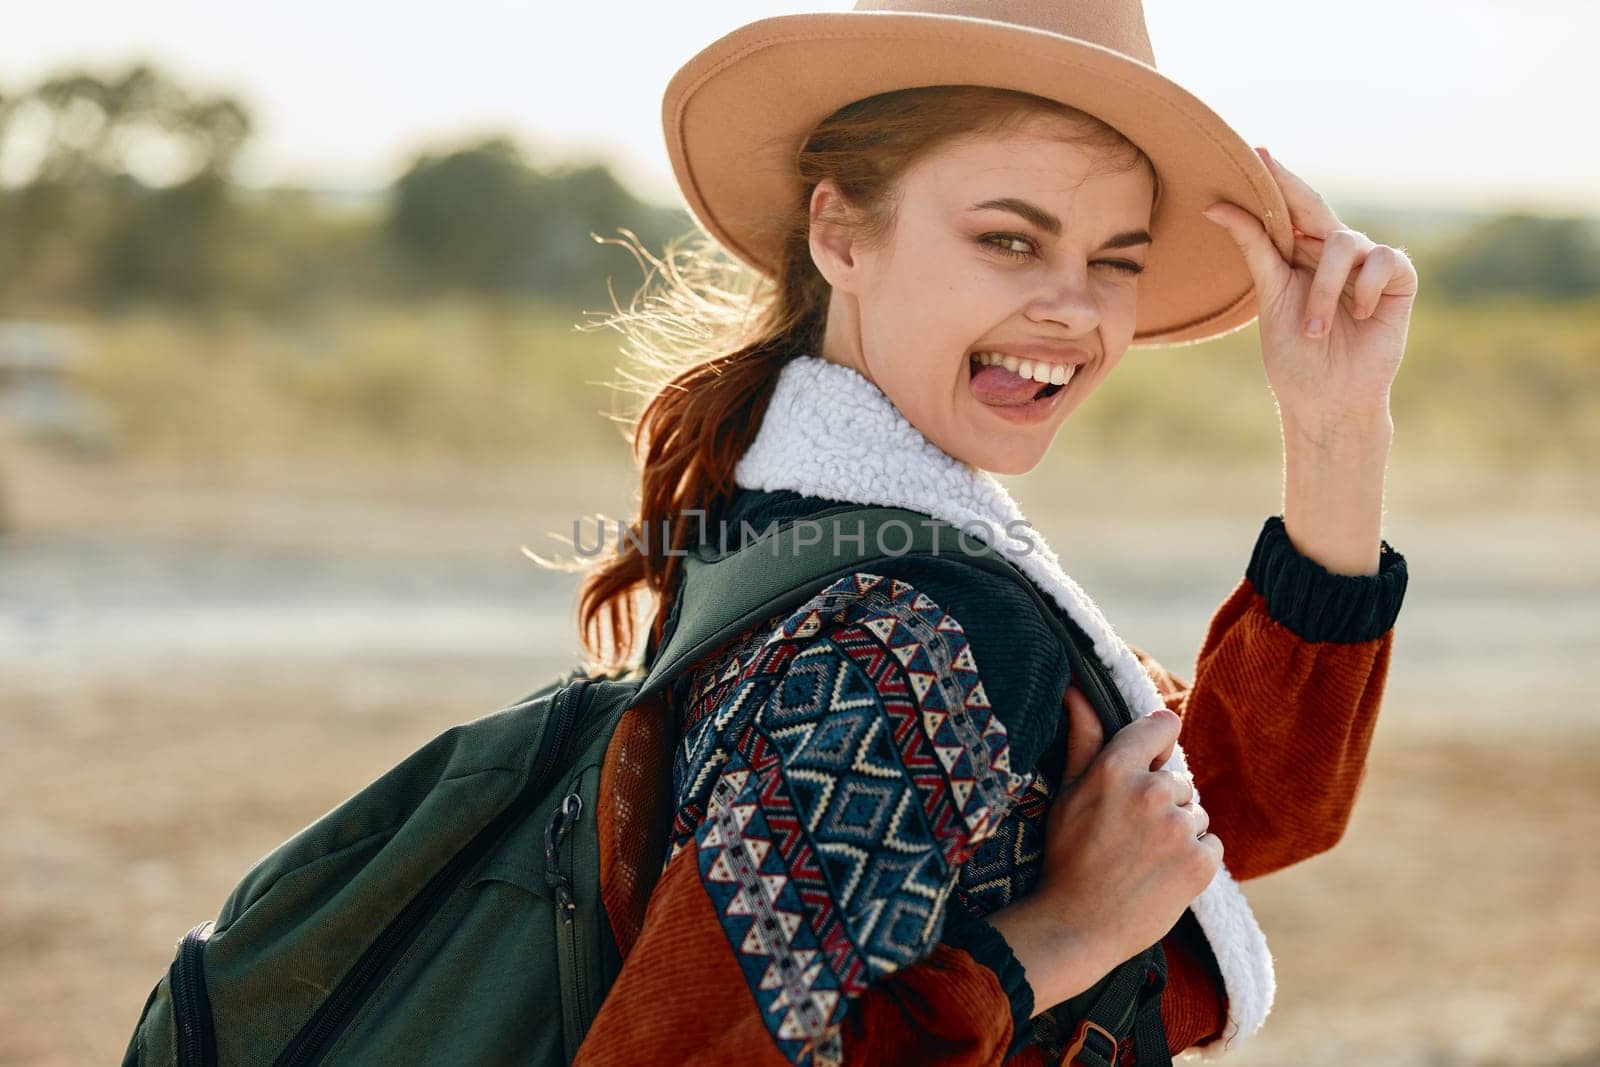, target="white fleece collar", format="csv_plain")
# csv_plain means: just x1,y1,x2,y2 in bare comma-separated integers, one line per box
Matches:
733,353,1274,1057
